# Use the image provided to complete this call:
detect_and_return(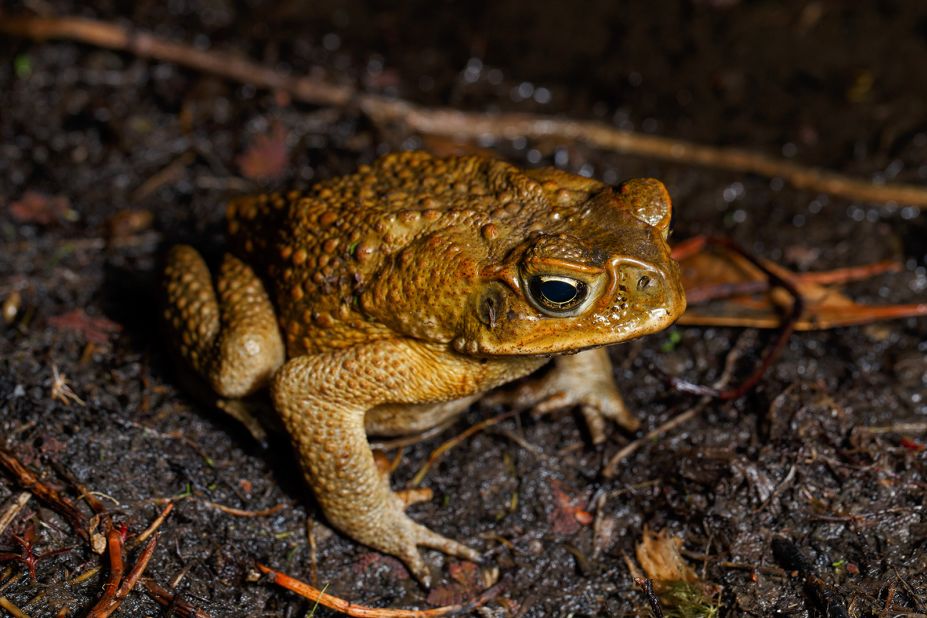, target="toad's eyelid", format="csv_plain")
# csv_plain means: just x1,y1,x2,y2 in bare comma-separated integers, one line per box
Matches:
537,274,582,284
522,257,605,276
